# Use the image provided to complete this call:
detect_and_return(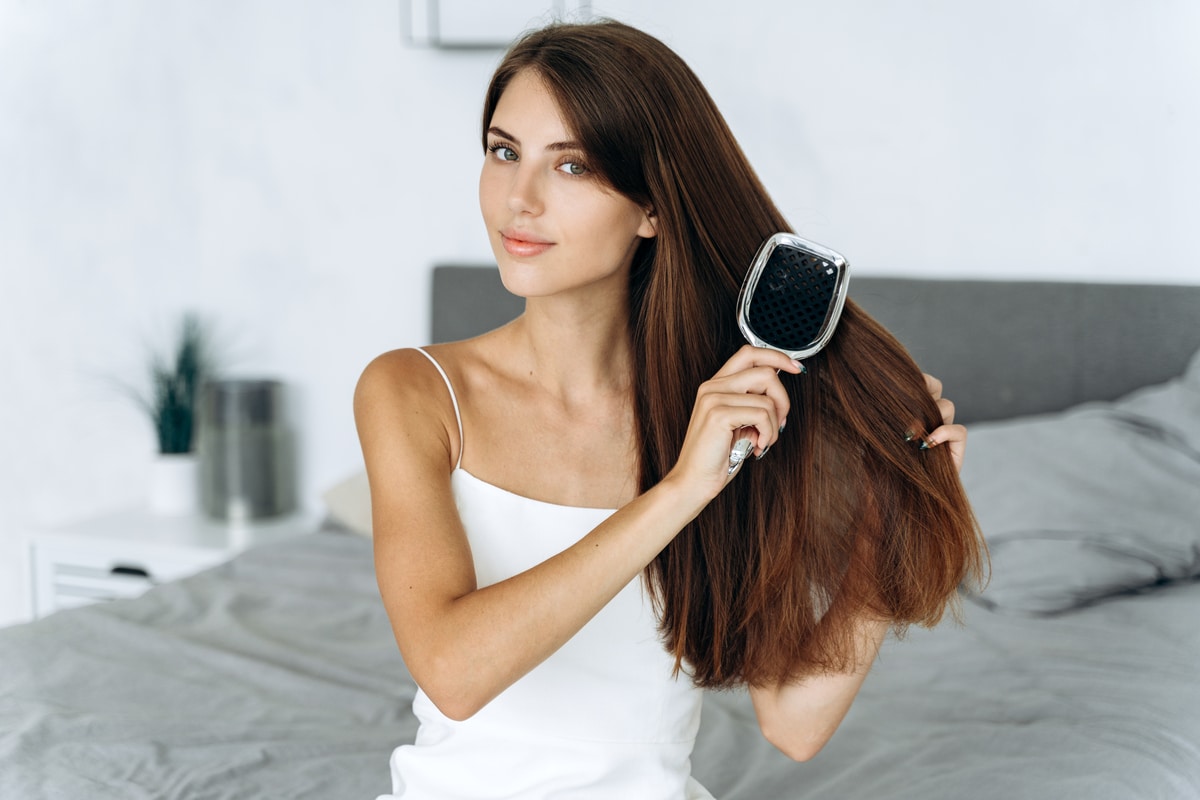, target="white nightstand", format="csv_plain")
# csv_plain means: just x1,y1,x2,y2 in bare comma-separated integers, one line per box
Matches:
26,509,316,618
